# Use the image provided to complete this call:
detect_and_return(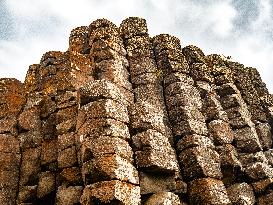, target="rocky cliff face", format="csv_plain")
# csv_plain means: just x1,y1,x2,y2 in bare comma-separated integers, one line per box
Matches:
1,17,273,205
